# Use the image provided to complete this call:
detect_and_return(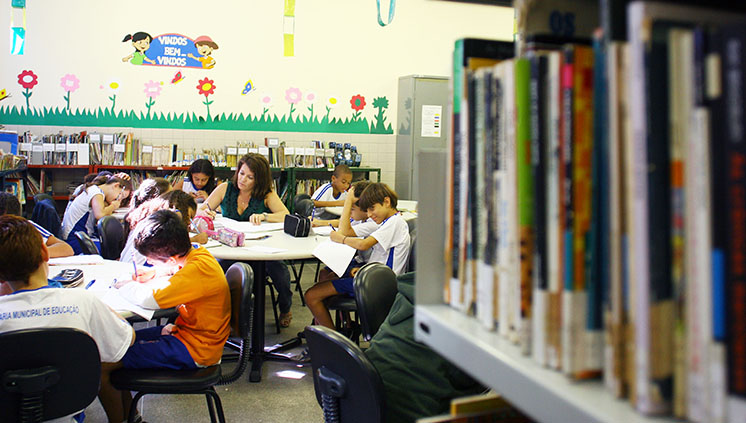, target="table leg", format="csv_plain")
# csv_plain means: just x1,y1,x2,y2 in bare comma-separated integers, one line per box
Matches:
249,261,266,382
